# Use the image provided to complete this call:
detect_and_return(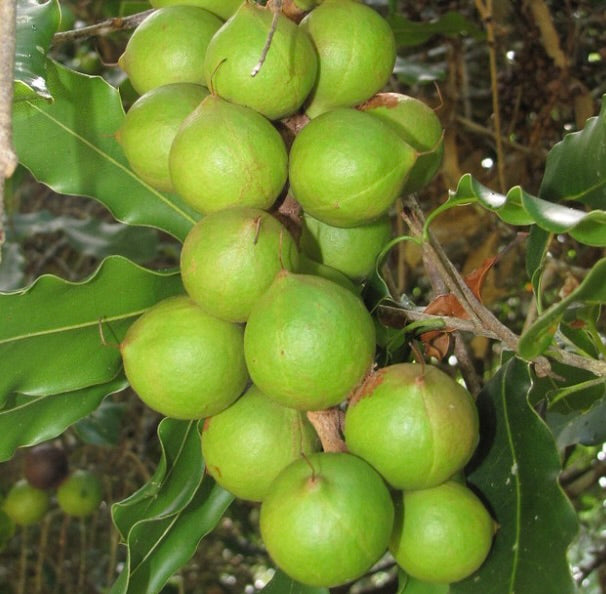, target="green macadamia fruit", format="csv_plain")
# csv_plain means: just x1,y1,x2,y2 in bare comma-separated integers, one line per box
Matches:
203,2,318,120
244,271,375,410
117,83,209,192
201,385,320,501
180,208,299,322
118,7,222,94
301,0,396,117
121,296,248,419
150,0,242,20
300,213,392,280
296,253,360,295
289,108,416,227
2,480,49,526
169,96,288,214
344,363,479,490
362,93,444,194
260,452,394,587
56,470,103,517
391,481,495,583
